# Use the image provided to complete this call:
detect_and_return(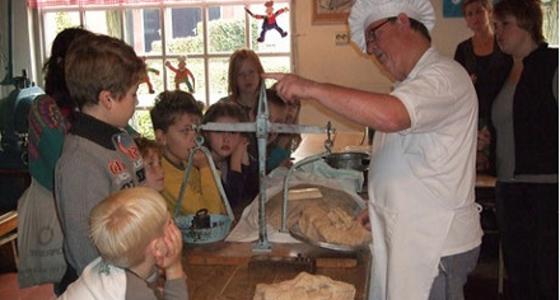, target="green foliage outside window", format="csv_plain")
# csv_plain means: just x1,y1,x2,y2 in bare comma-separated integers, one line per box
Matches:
55,12,73,33
542,0,558,45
